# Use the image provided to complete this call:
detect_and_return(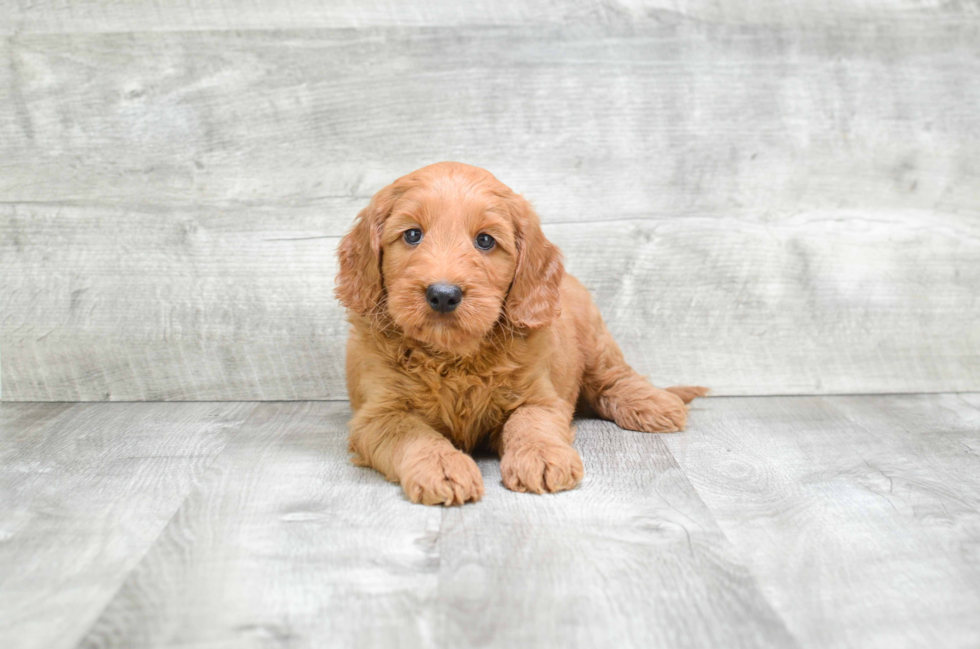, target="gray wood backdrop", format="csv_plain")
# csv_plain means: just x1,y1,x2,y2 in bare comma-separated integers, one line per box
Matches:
2,1,978,401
